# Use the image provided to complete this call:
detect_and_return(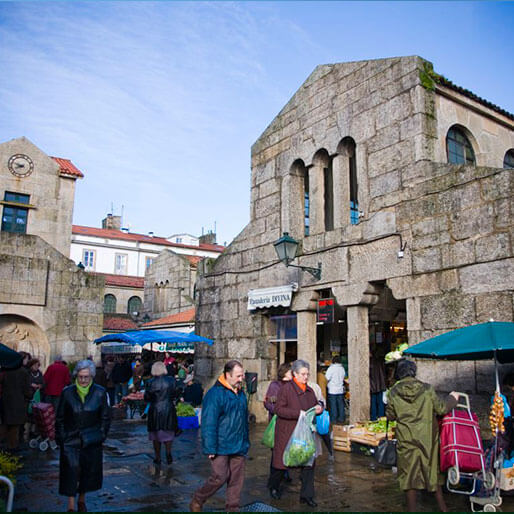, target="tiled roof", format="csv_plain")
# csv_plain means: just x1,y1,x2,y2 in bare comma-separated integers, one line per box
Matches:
436,76,514,122
95,273,144,288
143,308,196,327
51,156,84,178
186,255,203,266
72,225,225,253
103,316,138,331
